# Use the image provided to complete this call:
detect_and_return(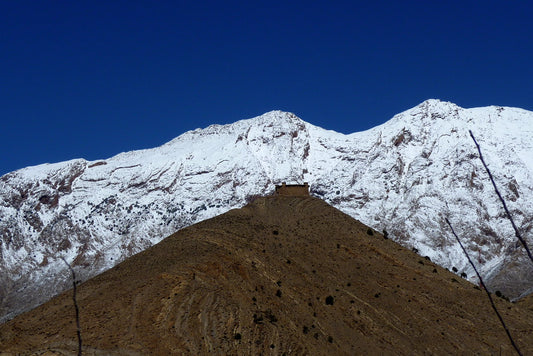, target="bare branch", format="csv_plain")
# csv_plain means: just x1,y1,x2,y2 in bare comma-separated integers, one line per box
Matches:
445,218,522,356
61,257,82,356
469,130,533,265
